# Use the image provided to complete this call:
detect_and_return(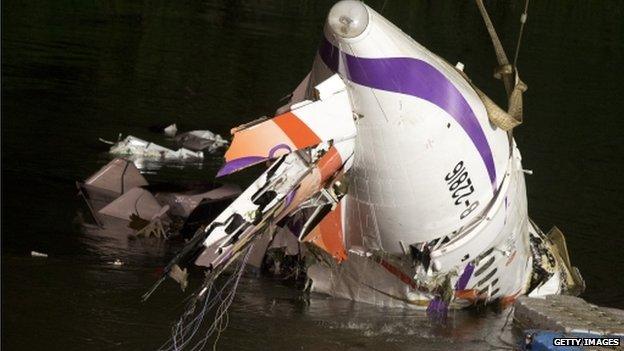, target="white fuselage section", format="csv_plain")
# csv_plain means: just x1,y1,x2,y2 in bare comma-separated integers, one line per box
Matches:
306,1,535,304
